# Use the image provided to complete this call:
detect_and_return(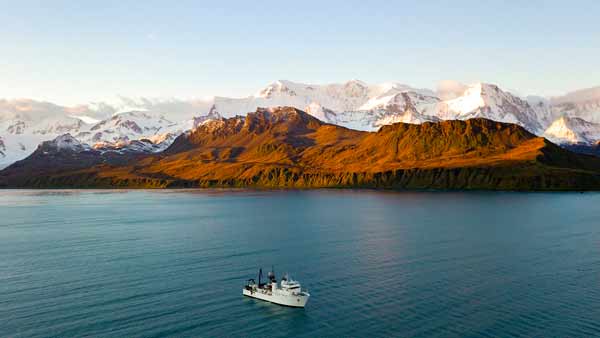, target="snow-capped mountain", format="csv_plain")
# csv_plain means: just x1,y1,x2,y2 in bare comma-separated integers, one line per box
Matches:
536,87,600,145
40,134,92,153
2,79,600,168
550,86,600,124
0,101,221,168
74,111,178,148
436,83,549,134
544,116,600,144
0,112,89,168
211,80,439,130
210,81,553,133
236,79,435,113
